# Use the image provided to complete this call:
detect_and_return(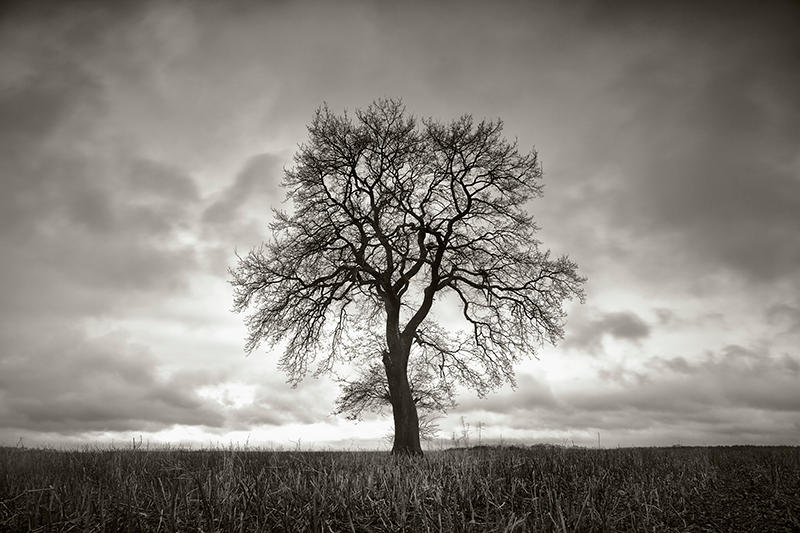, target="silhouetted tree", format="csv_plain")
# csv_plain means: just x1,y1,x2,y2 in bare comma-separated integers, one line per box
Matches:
333,330,455,444
231,99,585,455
